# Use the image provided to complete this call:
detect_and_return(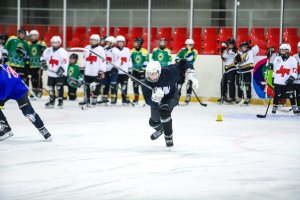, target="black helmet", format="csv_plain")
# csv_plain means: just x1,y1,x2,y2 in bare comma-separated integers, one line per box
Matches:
0,34,8,42
134,37,144,45
100,36,107,41
69,53,78,61
18,28,26,35
239,41,249,48
226,38,236,46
